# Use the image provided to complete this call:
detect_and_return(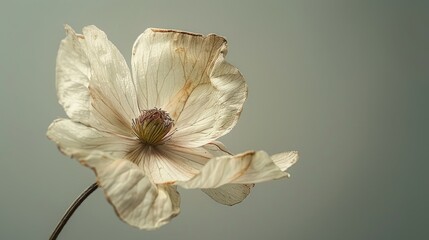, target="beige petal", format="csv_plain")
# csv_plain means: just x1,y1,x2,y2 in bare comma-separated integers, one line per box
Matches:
79,151,180,229
56,26,92,125
57,25,138,136
133,144,213,184
271,151,299,171
202,184,254,206
203,141,232,155
177,151,289,189
199,141,254,205
47,118,135,159
131,29,247,148
131,142,234,184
